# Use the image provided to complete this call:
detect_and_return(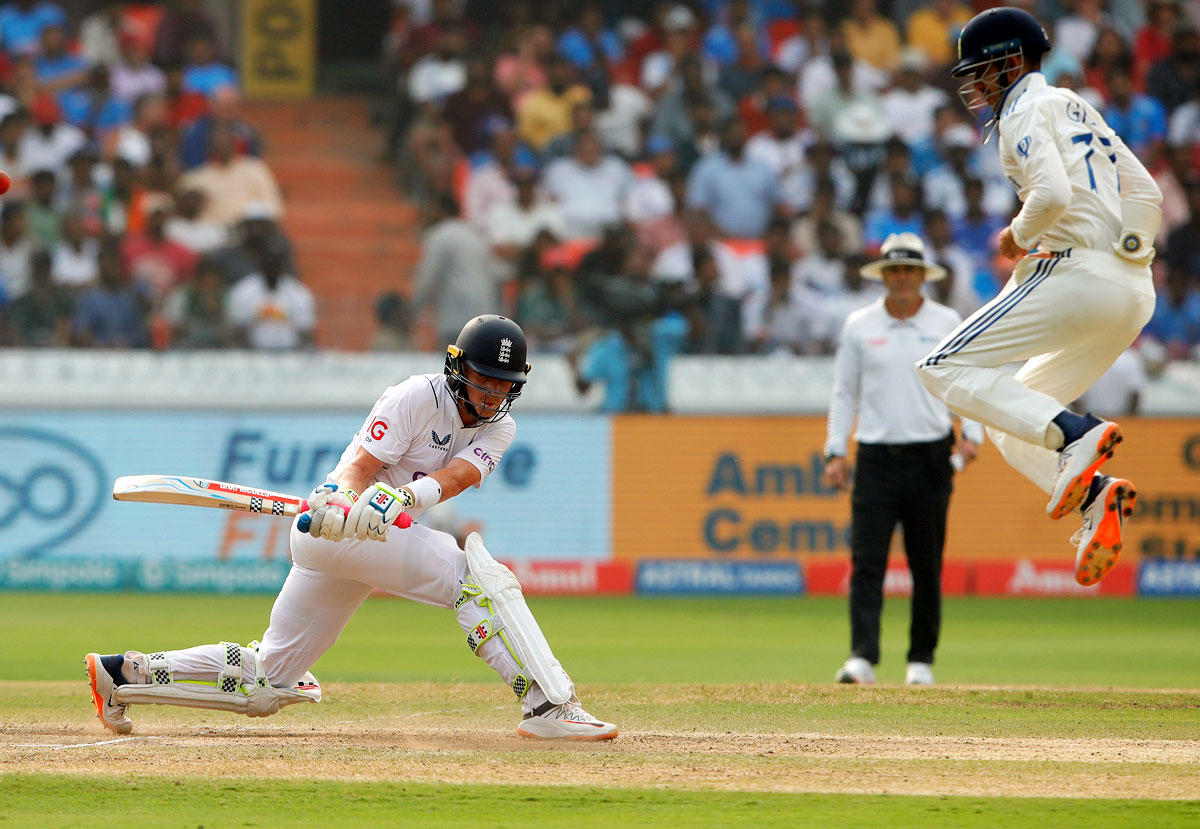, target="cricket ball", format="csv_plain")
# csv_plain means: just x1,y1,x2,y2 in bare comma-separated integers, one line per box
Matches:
0,171,10,195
